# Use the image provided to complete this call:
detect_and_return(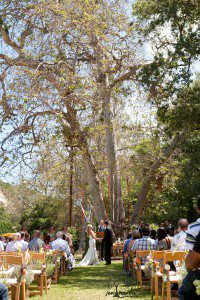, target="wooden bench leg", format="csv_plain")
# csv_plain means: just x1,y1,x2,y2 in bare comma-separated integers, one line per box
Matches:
166,281,171,300
40,275,43,296
155,275,159,300
15,283,20,300
43,273,48,293
21,280,26,300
